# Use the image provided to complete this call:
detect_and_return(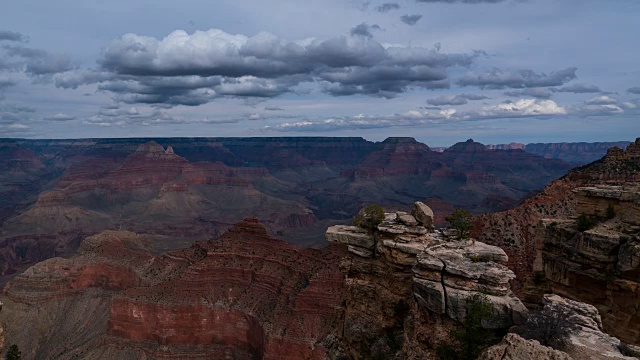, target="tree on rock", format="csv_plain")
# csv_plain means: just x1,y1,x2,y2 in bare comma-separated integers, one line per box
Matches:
6,344,21,360
445,208,473,241
437,293,497,359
